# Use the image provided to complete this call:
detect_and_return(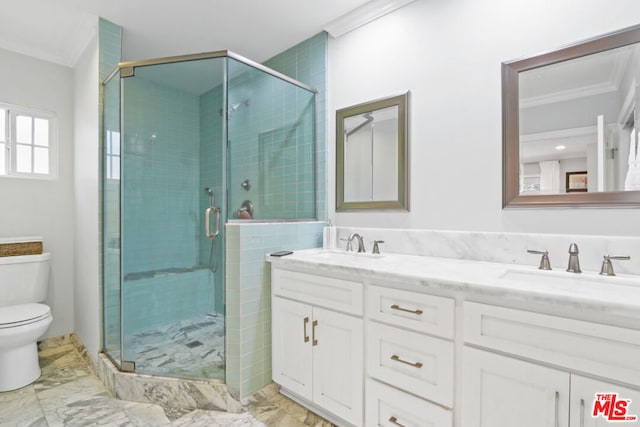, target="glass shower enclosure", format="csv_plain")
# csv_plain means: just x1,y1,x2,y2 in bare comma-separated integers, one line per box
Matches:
102,52,316,381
